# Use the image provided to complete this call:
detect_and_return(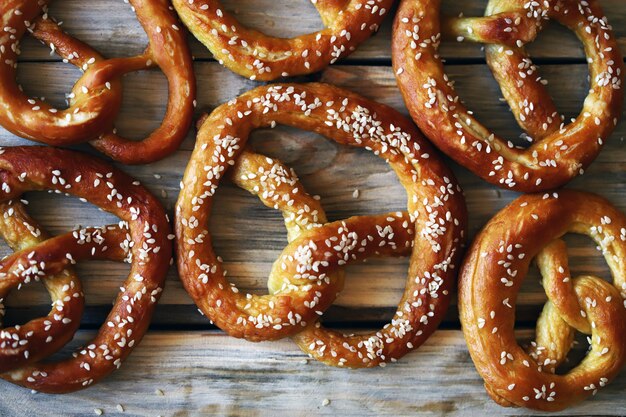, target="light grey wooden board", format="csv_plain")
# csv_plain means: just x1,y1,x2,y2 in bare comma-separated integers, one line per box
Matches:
19,0,626,62
0,330,623,417
1,63,623,326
